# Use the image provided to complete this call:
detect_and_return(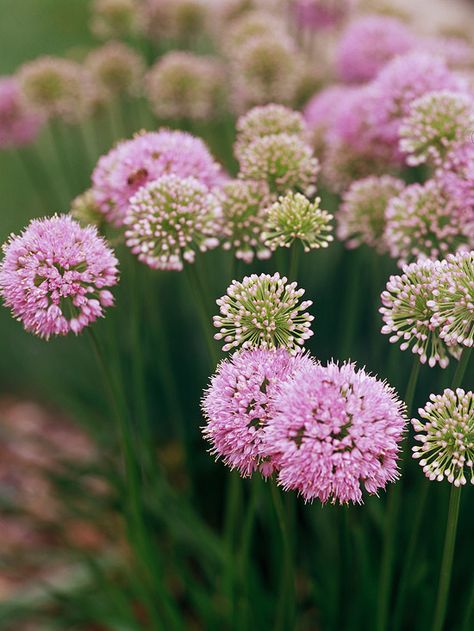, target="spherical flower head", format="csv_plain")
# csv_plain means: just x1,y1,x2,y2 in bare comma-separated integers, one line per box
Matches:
384,180,471,266
85,41,145,98
412,388,474,486
90,0,140,39
91,129,222,227
263,192,333,252
303,85,354,154
217,179,273,263
0,77,43,149
141,0,209,43
292,0,354,31
201,348,313,477
223,10,289,54
337,175,405,253
146,52,224,122
430,251,474,349
234,104,307,161
263,361,407,504
124,174,221,271
18,57,91,122
400,90,474,167
335,15,416,84
439,144,474,234
213,272,314,353
70,189,106,229
380,259,460,368
0,215,118,340
238,133,319,196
